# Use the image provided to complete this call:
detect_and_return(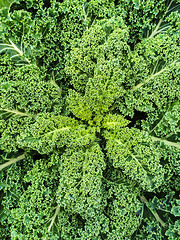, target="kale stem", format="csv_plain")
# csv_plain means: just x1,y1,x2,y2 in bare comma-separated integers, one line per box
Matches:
148,0,174,38
48,205,60,232
1,108,36,118
151,136,180,148
9,39,31,64
0,154,25,171
140,195,166,228
50,71,62,95
132,60,177,91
